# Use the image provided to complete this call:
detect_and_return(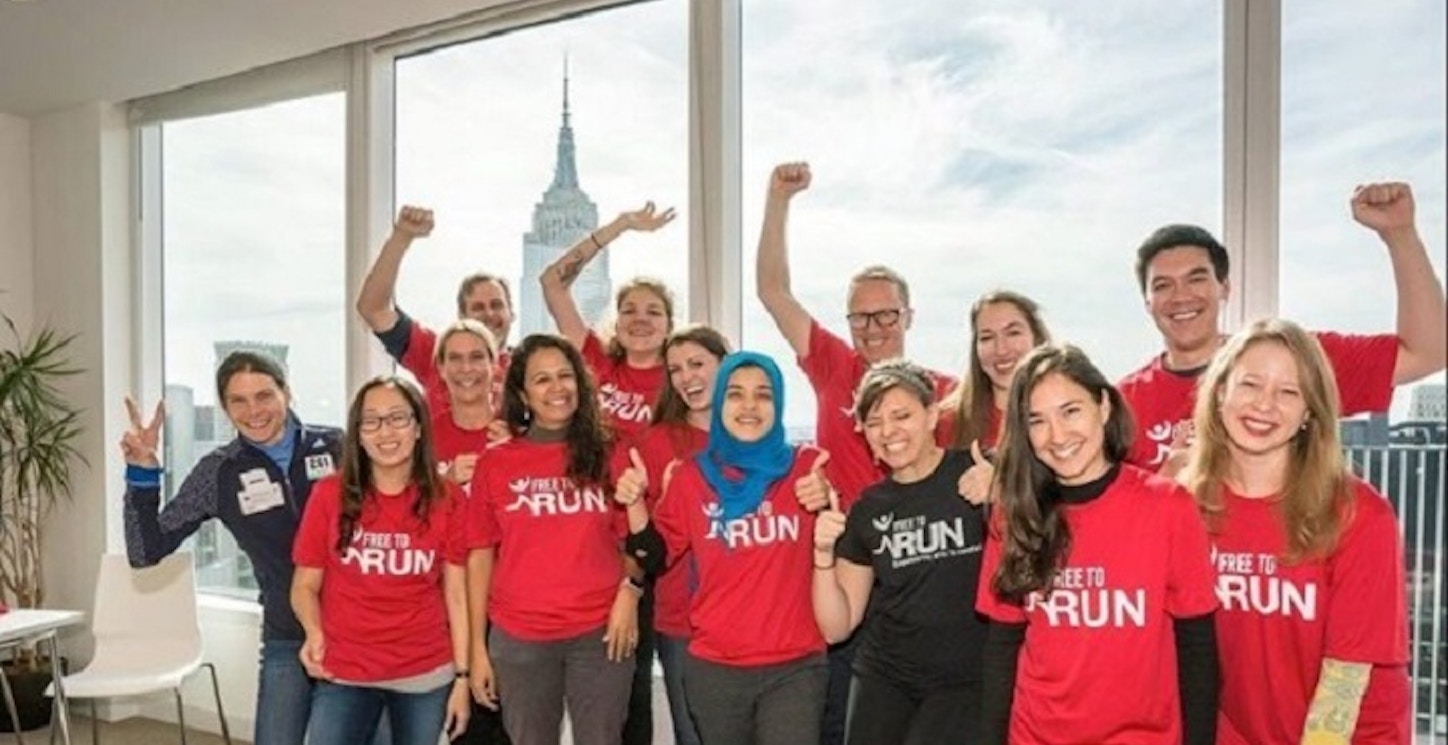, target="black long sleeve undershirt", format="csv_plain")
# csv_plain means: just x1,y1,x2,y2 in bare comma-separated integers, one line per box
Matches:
624,520,668,576
1176,612,1219,745
979,620,1025,745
